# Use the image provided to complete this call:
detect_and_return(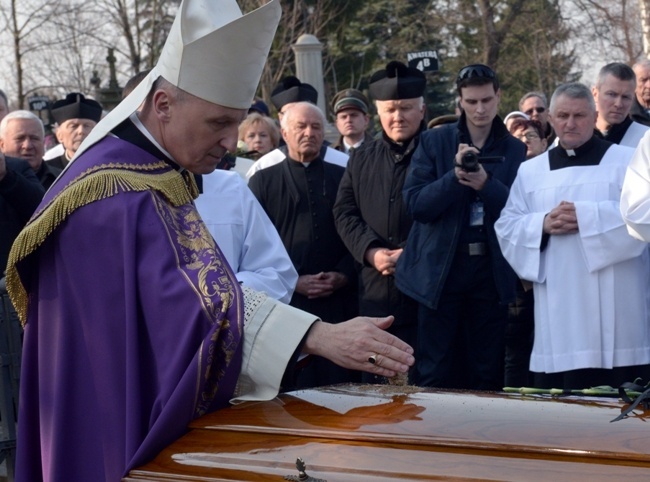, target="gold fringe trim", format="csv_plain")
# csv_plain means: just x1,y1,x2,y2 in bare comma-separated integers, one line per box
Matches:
7,164,198,326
